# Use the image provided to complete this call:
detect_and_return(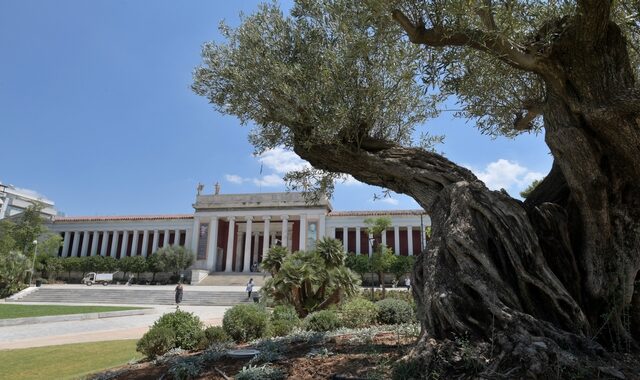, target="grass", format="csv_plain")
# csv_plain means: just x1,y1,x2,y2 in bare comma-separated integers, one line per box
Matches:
0,339,142,380
0,304,145,319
